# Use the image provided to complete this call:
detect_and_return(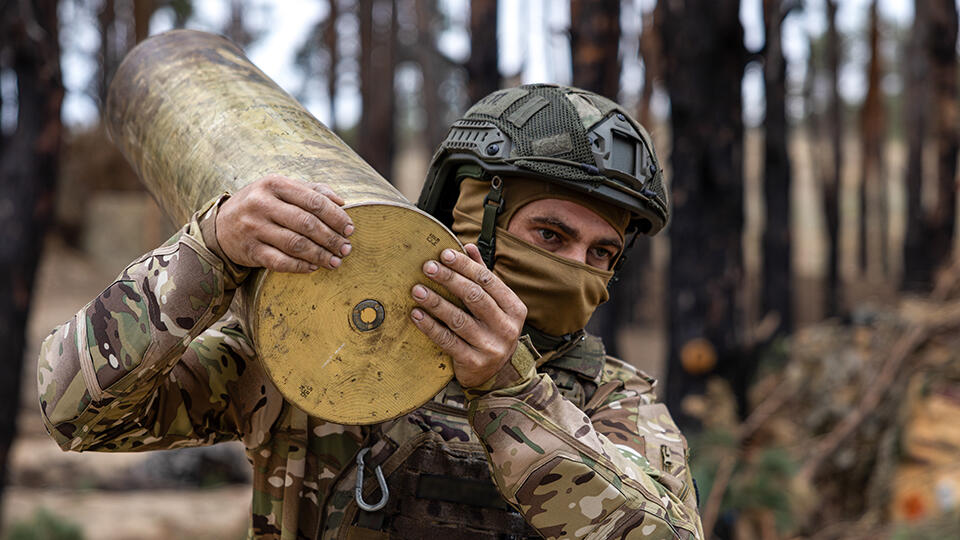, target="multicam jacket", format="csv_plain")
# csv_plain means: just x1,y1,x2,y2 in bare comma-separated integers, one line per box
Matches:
37,199,703,539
